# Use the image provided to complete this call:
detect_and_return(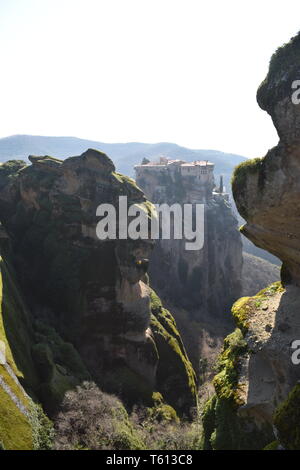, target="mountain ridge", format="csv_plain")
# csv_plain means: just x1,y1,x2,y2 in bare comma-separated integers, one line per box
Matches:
0,134,248,180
